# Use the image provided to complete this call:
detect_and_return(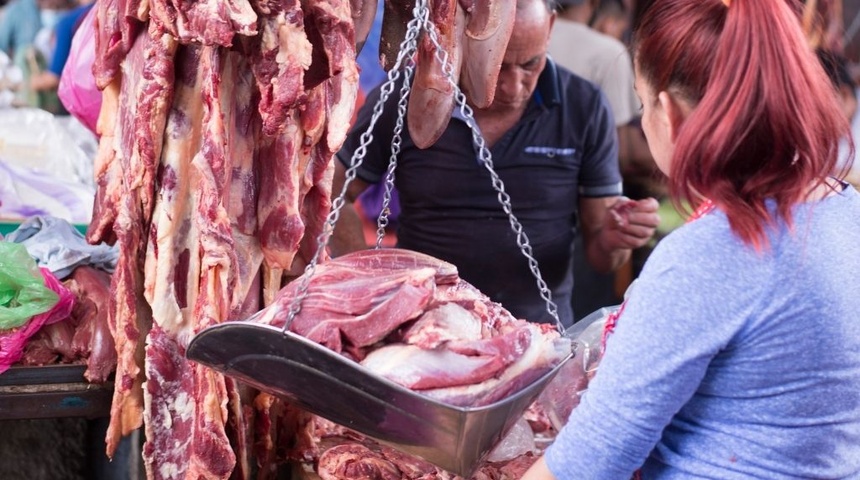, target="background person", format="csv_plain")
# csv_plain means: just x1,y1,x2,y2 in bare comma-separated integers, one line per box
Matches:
331,0,659,328
29,0,92,106
0,0,41,58
549,0,659,318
